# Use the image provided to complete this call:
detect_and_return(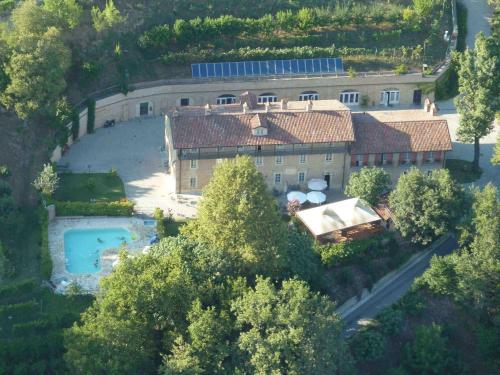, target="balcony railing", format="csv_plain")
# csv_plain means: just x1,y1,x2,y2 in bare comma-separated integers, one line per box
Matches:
179,145,346,160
